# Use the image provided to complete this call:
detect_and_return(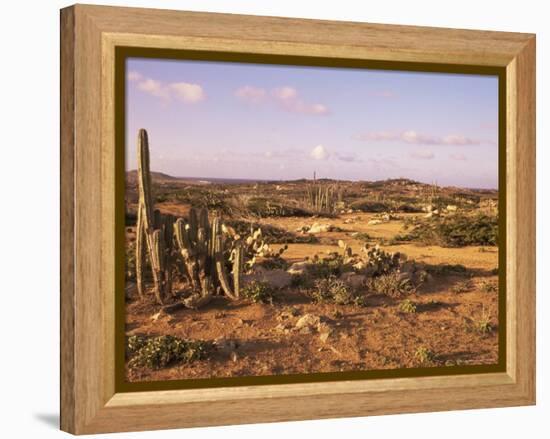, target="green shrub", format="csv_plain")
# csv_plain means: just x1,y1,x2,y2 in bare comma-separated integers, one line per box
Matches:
367,272,414,298
307,253,354,279
350,199,391,212
247,197,310,217
451,280,473,293
400,214,498,247
242,280,276,303
127,335,211,370
474,307,493,334
414,346,435,365
312,276,366,306
399,299,417,313
426,263,468,276
259,256,289,270
480,280,498,293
